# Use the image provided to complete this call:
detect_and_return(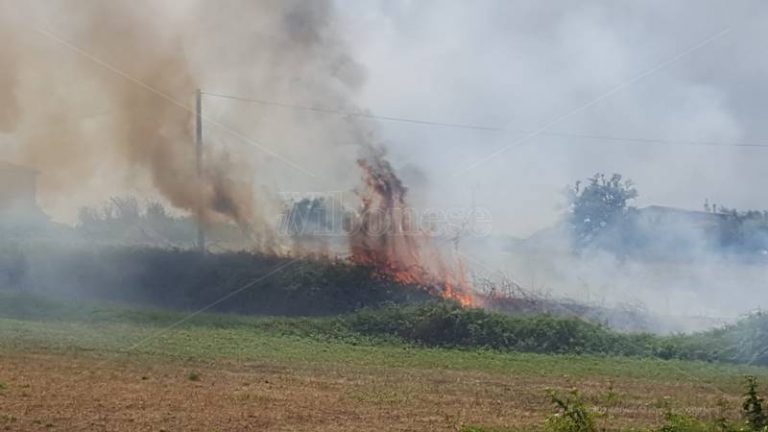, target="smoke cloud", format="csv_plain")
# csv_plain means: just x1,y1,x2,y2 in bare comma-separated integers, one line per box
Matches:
4,1,768,323
0,0,369,230
0,2,23,133
342,0,768,235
